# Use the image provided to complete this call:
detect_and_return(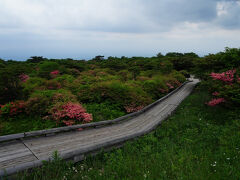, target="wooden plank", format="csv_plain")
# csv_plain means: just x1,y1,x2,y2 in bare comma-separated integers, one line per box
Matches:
0,154,37,170
0,140,37,170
